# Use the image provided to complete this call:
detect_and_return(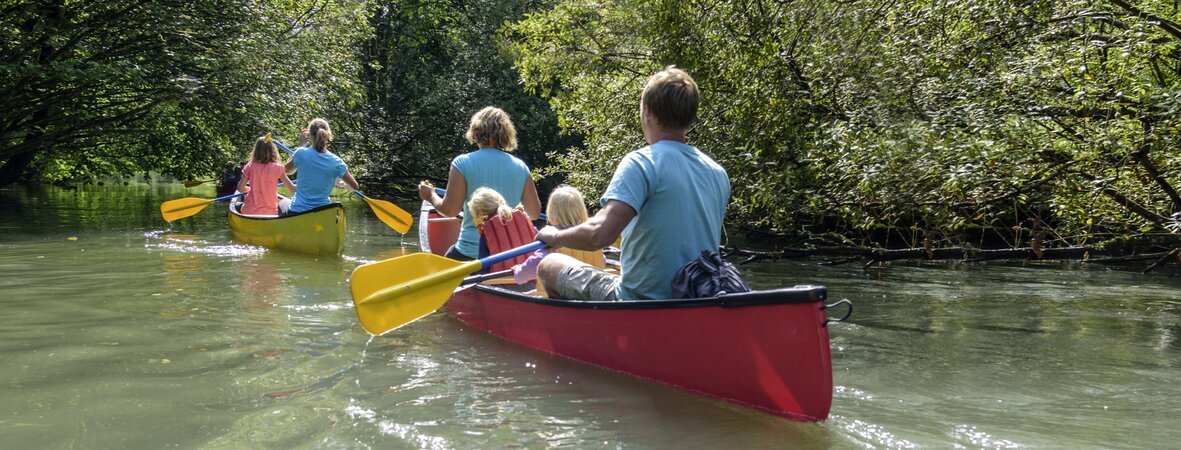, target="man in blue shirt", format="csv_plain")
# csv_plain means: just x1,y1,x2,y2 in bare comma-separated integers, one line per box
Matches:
536,66,730,300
